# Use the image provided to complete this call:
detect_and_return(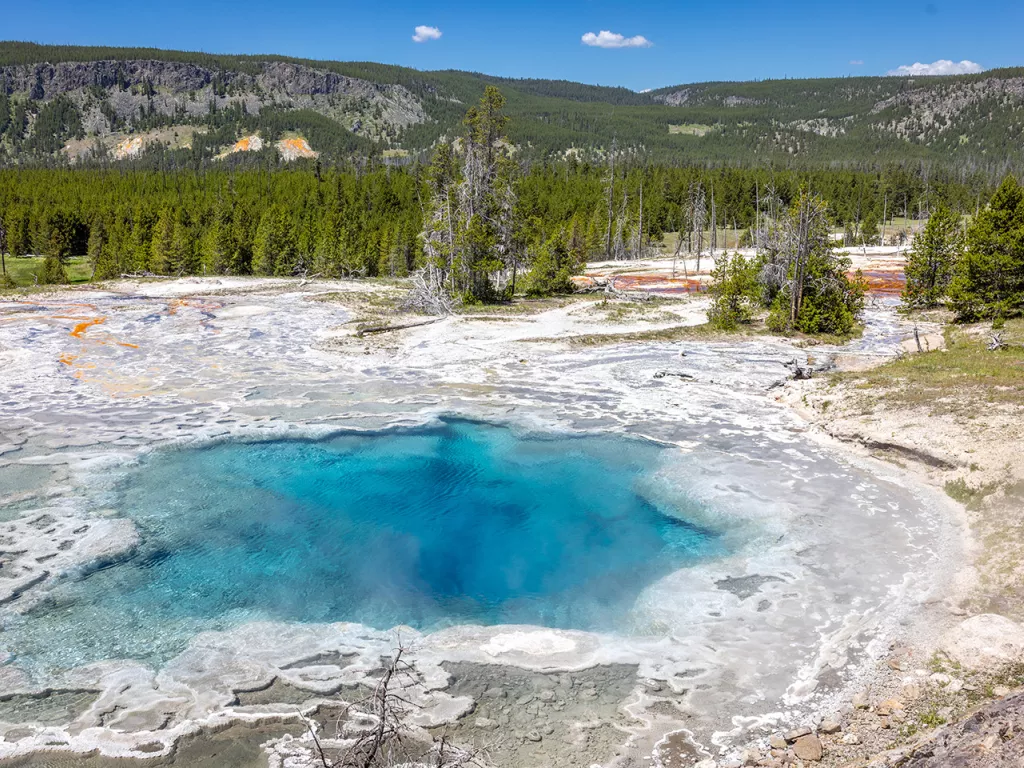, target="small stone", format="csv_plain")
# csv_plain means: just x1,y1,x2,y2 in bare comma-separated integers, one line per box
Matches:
538,689,556,702
516,694,535,705
483,687,506,699
875,699,903,717
785,726,811,742
642,679,663,693
946,678,964,693
819,720,841,734
841,732,861,745
929,673,952,687
793,735,822,762
542,724,555,735
852,690,870,709
993,685,1011,697
525,731,542,743
694,760,717,768
474,717,497,730
901,682,921,700
769,735,788,750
